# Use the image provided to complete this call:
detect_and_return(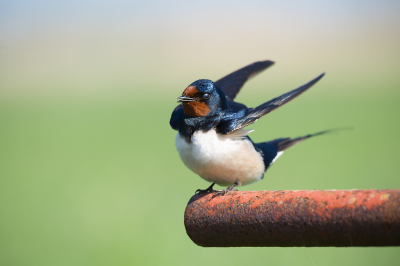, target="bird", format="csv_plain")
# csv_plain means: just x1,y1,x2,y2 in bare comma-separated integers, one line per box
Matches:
170,60,328,197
